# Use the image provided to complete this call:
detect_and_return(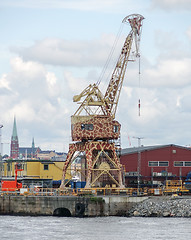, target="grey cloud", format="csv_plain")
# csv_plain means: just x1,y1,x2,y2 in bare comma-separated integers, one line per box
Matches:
0,87,12,96
11,36,121,68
